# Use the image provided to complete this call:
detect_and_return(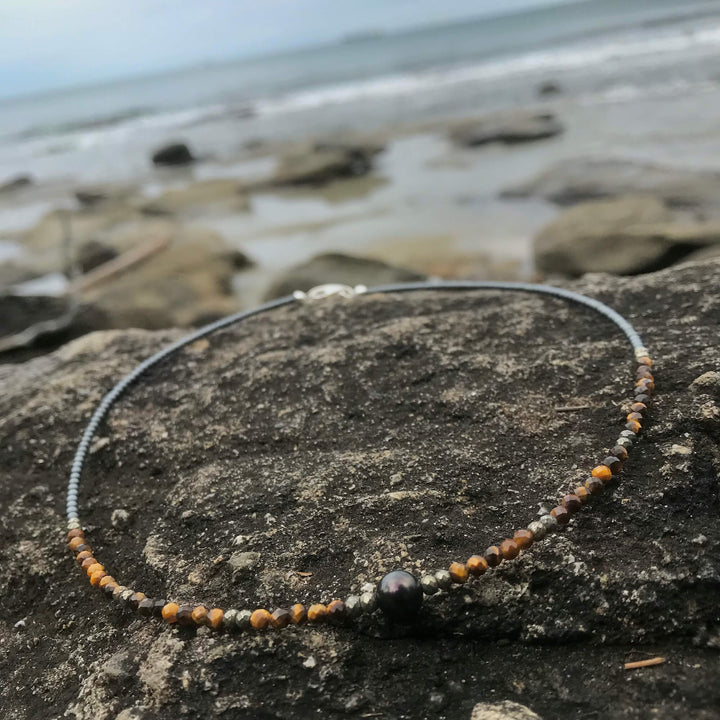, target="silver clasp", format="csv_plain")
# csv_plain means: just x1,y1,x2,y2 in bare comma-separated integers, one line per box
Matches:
293,283,368,301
